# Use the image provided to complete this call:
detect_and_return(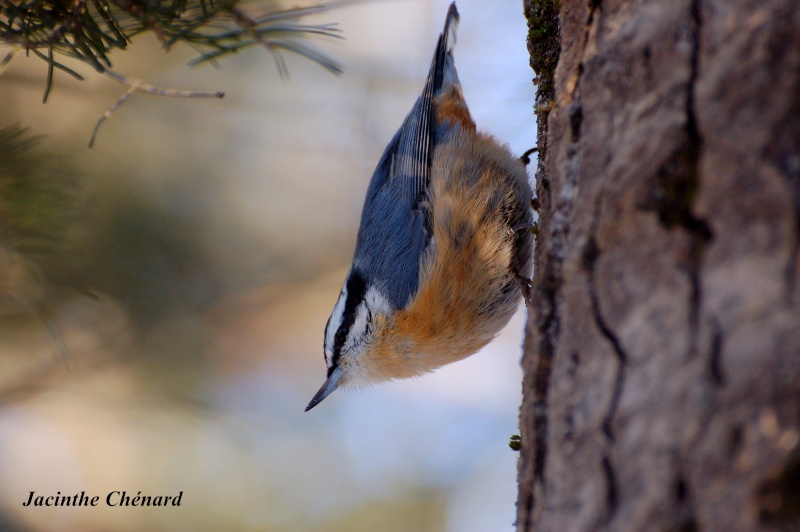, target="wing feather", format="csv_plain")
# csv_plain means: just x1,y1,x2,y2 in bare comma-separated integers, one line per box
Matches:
351,4,459,309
